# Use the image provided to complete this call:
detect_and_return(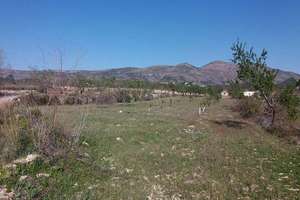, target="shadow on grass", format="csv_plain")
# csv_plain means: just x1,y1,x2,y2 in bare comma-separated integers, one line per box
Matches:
211,119,248,129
